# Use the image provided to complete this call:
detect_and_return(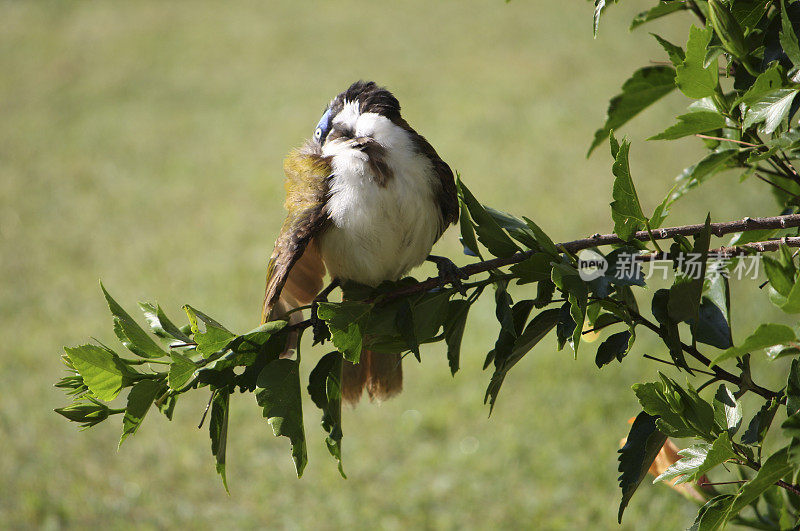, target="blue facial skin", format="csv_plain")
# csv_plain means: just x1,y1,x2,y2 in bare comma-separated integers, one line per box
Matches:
313,108,332,144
